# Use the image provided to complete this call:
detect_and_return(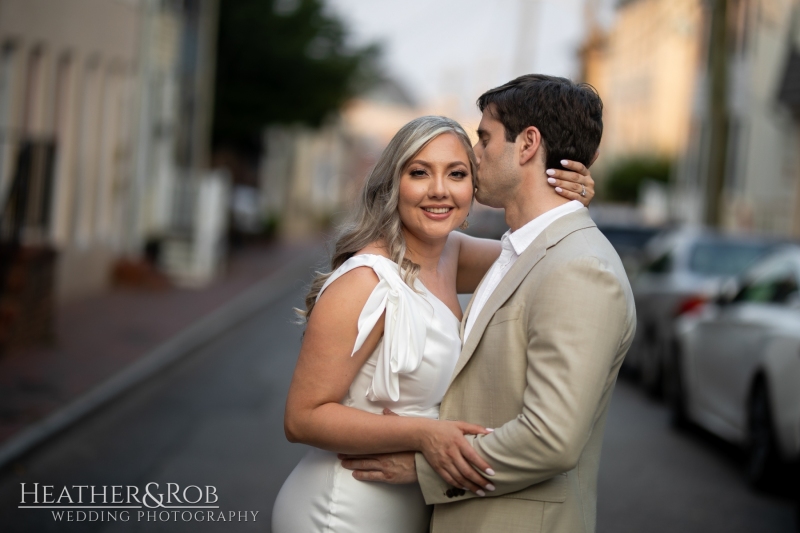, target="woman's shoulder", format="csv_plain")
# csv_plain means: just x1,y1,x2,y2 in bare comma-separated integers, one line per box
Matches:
352,242,392,261
317,245,393,301
348,244,403,276
315,261,380,310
